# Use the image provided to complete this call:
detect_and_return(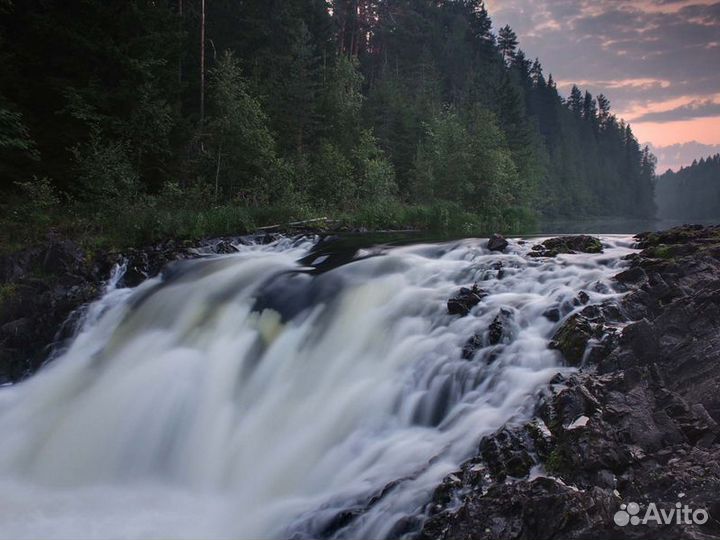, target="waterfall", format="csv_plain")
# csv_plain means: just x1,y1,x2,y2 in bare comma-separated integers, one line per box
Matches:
0,235,636,539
